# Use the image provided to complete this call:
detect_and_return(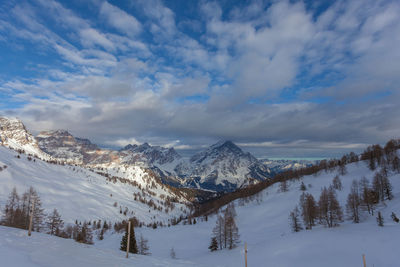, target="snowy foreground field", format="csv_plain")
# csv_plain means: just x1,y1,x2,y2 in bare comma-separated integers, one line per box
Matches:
0,146,188,225
1,155,400,266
